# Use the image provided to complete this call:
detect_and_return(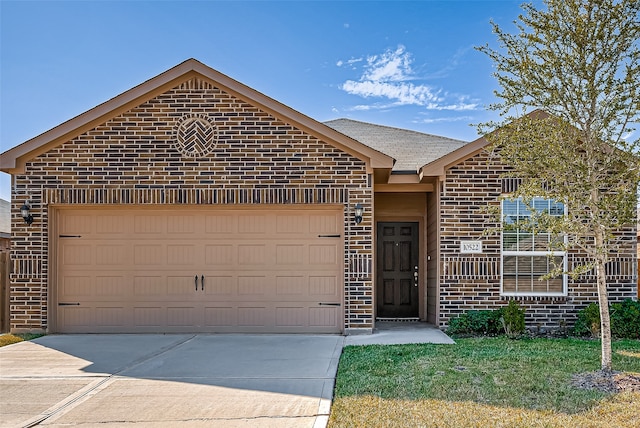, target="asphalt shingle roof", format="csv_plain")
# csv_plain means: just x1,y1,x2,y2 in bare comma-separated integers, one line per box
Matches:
324,118,468,172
